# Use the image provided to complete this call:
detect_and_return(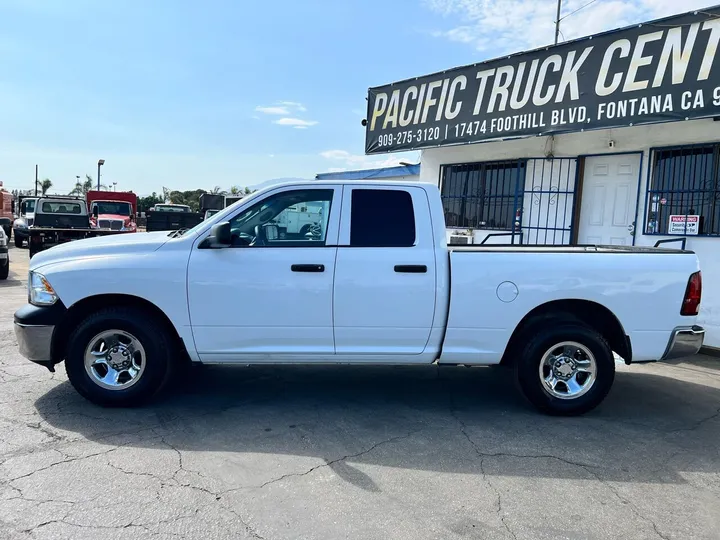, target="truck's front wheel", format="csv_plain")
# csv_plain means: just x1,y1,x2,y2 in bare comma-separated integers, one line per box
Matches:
65,307,175,406
515,322,615,416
